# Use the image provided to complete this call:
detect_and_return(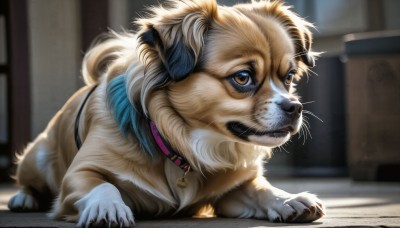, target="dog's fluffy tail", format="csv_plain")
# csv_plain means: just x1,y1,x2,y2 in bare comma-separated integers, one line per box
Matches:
81,31,136,85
